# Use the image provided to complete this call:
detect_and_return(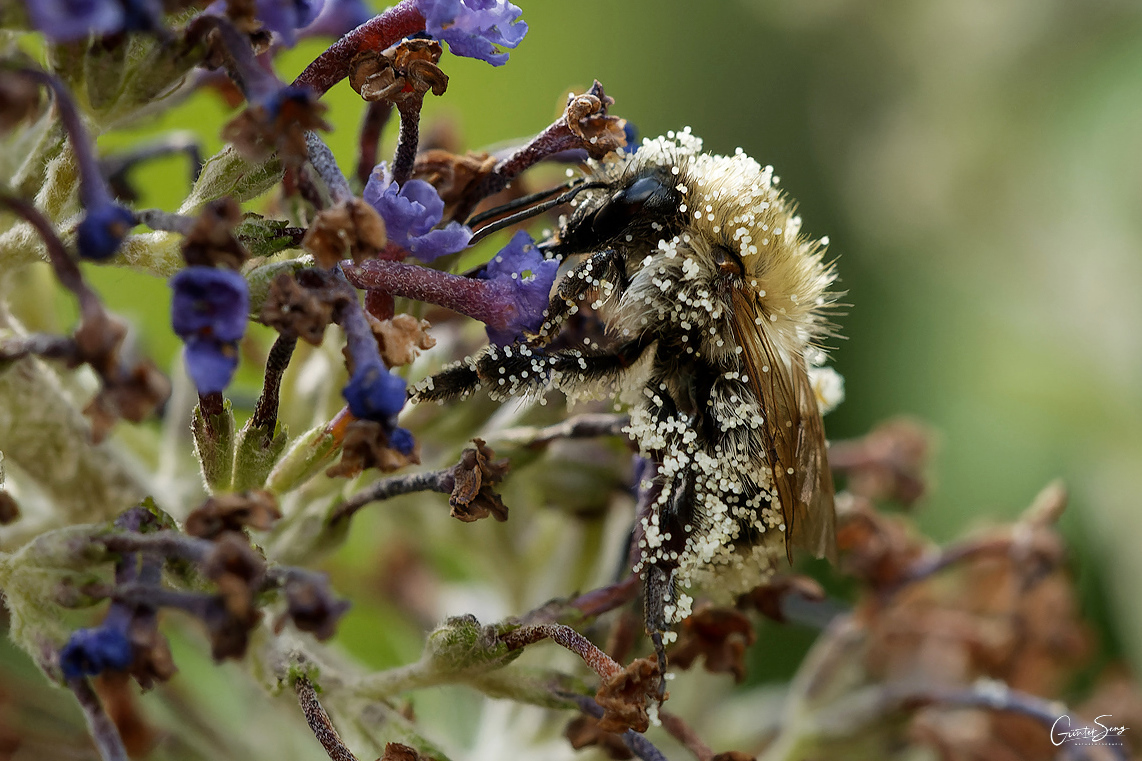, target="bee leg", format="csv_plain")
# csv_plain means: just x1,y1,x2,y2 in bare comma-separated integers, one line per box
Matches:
538,248,626,339
413,336,652,403
642,563,674,701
